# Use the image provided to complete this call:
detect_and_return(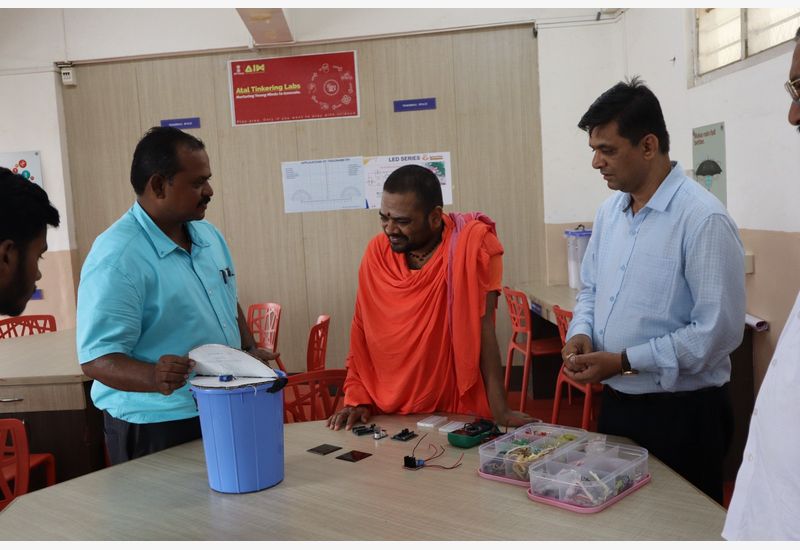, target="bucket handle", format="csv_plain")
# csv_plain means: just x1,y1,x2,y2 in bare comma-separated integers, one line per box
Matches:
267,373,288,394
